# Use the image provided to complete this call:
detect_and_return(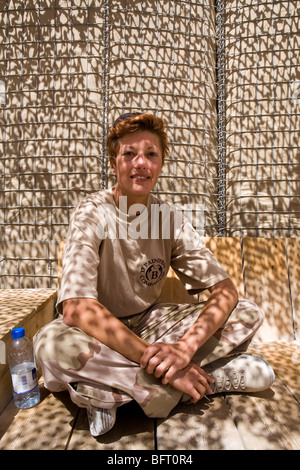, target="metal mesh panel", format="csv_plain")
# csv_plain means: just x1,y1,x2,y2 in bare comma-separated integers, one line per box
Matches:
0,0,218,288
107,0,219,239
0,0,299,289
1,0,106,287
224,0,300,236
